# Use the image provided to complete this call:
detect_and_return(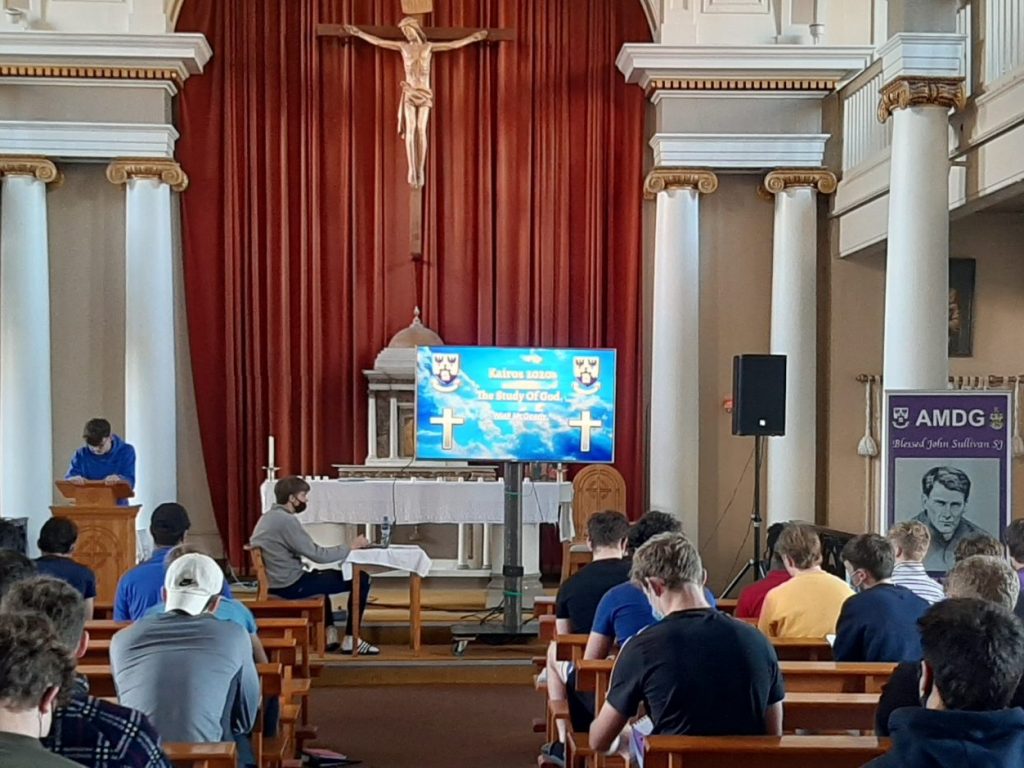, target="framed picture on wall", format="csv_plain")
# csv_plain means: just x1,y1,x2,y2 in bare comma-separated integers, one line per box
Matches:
949,258,976,357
